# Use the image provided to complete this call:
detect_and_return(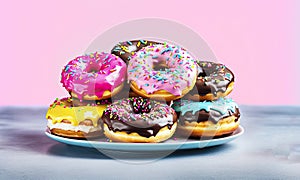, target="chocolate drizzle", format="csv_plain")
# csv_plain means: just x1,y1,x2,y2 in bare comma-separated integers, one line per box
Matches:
102,98,177,138
172,99,240,124
111,40,160,64
176,107,240,125
193,61,234,96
